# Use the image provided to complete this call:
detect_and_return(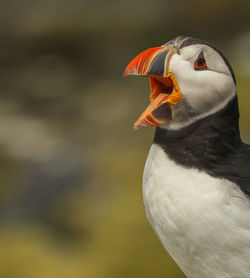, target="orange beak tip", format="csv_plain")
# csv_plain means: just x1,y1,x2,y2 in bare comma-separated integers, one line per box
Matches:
122,68,129,78
133,120,150,130
123,67,137,78
133,122,141,130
